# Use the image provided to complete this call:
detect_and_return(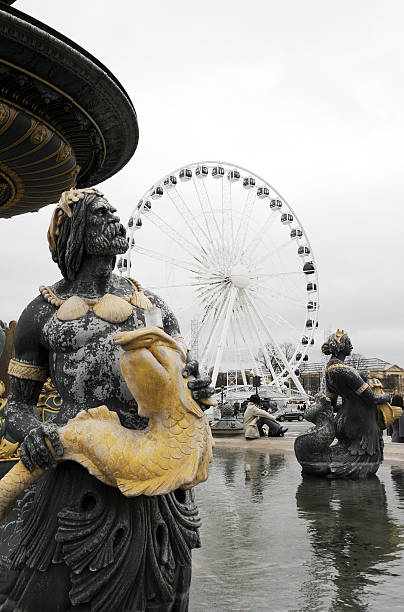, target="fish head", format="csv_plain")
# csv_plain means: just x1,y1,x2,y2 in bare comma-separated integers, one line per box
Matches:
115,327,186,417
